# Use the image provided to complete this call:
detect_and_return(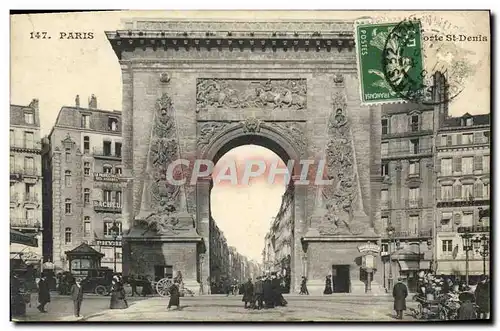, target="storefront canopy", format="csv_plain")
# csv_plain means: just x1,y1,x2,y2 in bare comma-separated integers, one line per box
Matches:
10,229,38,247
